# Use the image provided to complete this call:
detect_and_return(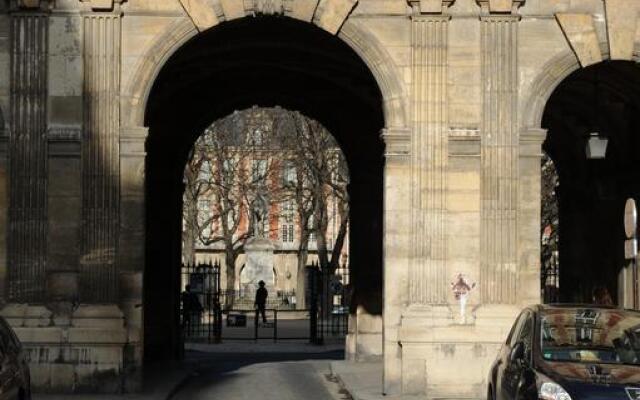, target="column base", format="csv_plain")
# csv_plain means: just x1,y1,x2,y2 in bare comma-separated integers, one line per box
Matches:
0,303,135,393
398,304,519,399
